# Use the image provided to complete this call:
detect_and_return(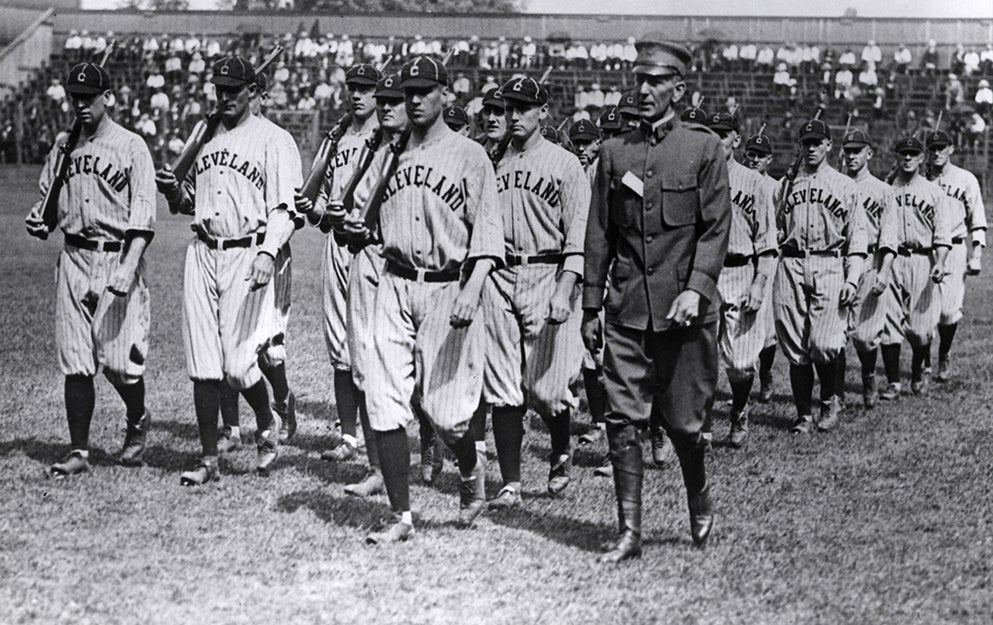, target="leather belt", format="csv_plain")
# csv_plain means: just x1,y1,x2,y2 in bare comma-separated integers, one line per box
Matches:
723,254,753,267
65,233,122,252
867,244,877,254
386,260,460,283
780,247,842,258
897,246,931,256
506,253,564,267
951,236,965,245
195,230,265,250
